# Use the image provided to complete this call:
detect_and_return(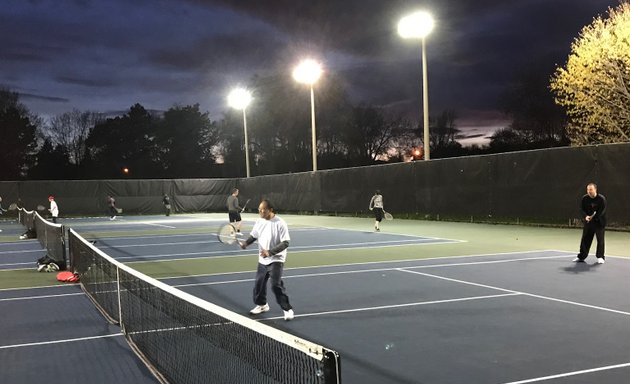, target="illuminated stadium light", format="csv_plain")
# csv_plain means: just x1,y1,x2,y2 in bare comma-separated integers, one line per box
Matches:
227,88,252,111
293,59,323,172
397,11,434,38
228,88,253,178
292,59,322,85
399,11,434,160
